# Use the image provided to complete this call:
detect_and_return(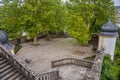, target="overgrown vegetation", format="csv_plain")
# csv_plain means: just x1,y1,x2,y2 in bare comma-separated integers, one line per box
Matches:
100,42,120,80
